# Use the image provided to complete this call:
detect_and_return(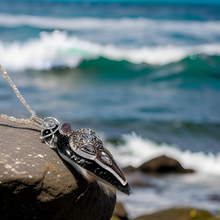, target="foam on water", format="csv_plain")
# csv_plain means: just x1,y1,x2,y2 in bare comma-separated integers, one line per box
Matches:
107,132,220,176
1,30,220,71
1,14,220,47
1,13,220,36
